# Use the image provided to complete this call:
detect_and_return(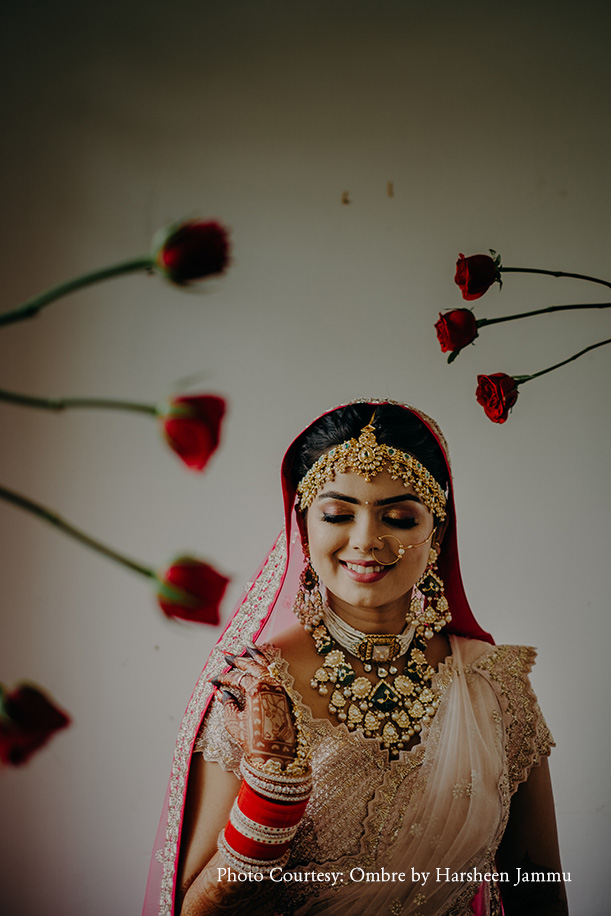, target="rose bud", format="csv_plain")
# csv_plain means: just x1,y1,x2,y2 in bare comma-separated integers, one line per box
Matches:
158,394,226,471
455,253,500,300
154,219,231,285
435,308,478,354
475,373,519,424
0,684,70,766
156,556,229,625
